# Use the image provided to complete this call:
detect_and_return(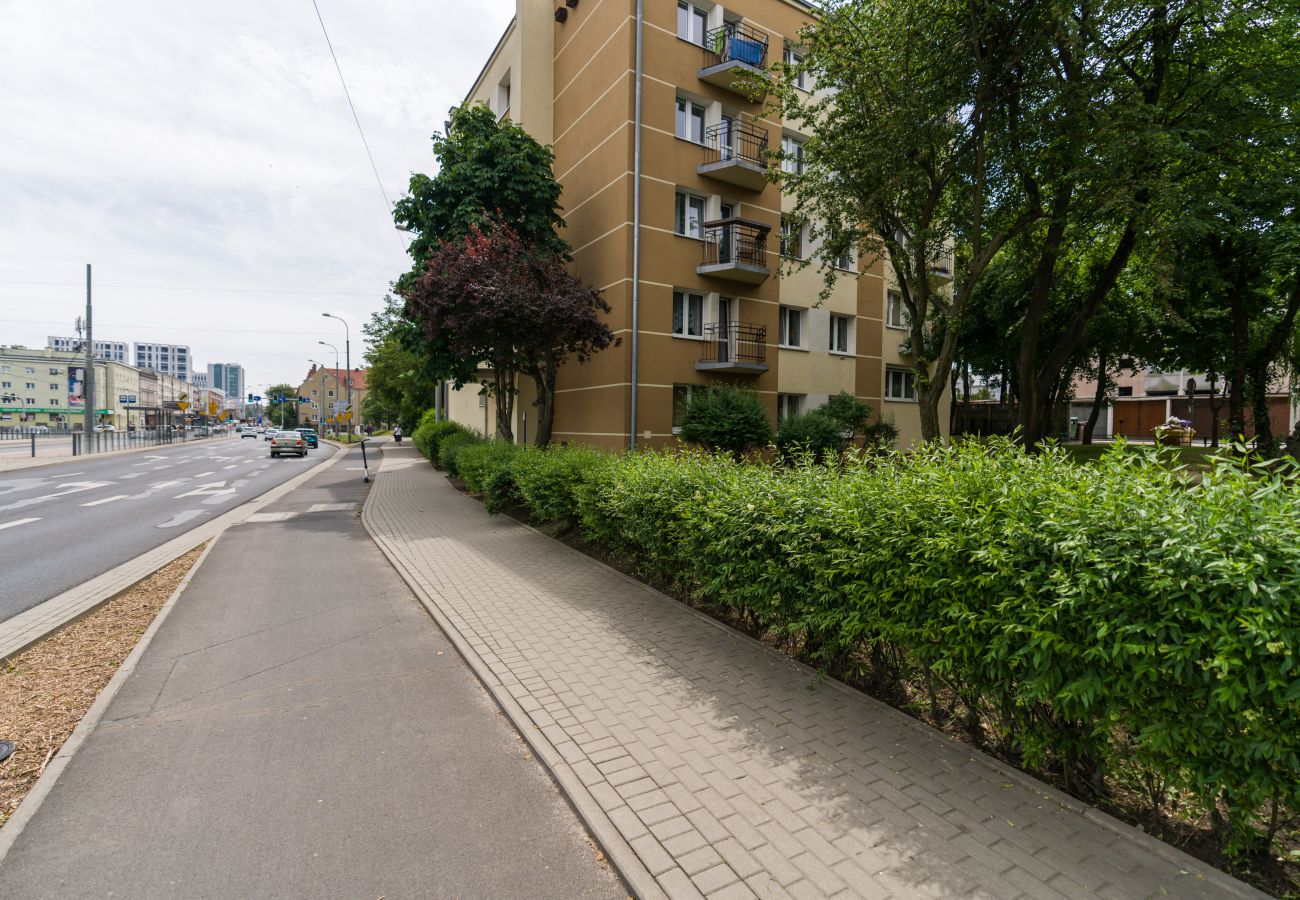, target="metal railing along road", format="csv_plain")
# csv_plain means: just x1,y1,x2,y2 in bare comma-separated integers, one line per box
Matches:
702,119,768,168
702,21,769,69
700,322,768,367
0,427,227,459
